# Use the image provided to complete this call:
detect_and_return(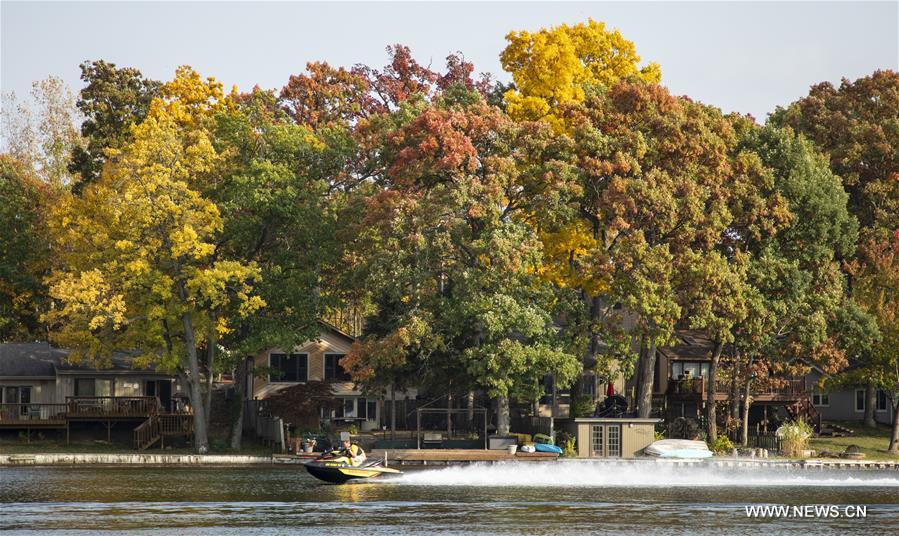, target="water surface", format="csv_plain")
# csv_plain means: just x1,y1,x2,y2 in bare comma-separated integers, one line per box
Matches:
1,463,897,534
